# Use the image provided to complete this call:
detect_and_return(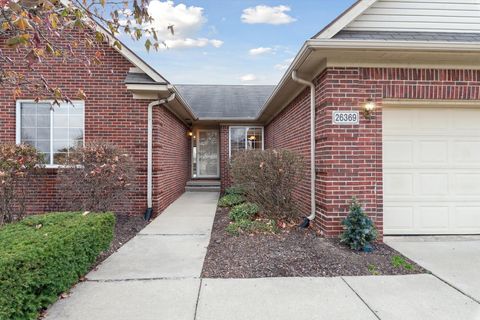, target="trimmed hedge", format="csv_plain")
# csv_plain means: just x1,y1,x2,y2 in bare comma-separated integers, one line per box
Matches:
0,212,115,320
